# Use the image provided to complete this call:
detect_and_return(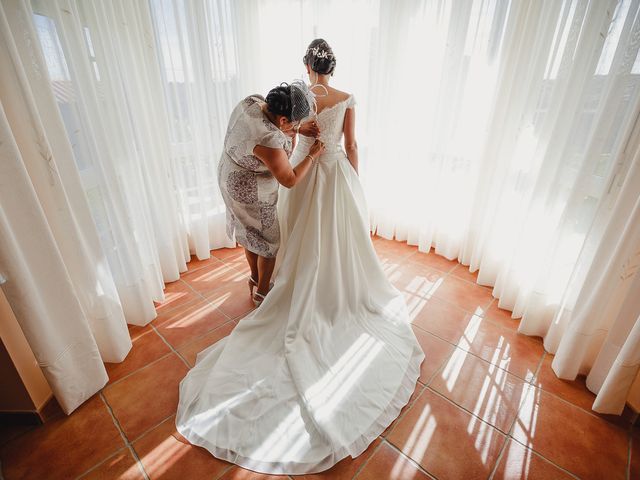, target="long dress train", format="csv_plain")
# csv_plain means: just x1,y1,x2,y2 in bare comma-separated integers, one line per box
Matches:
176,94,424,475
